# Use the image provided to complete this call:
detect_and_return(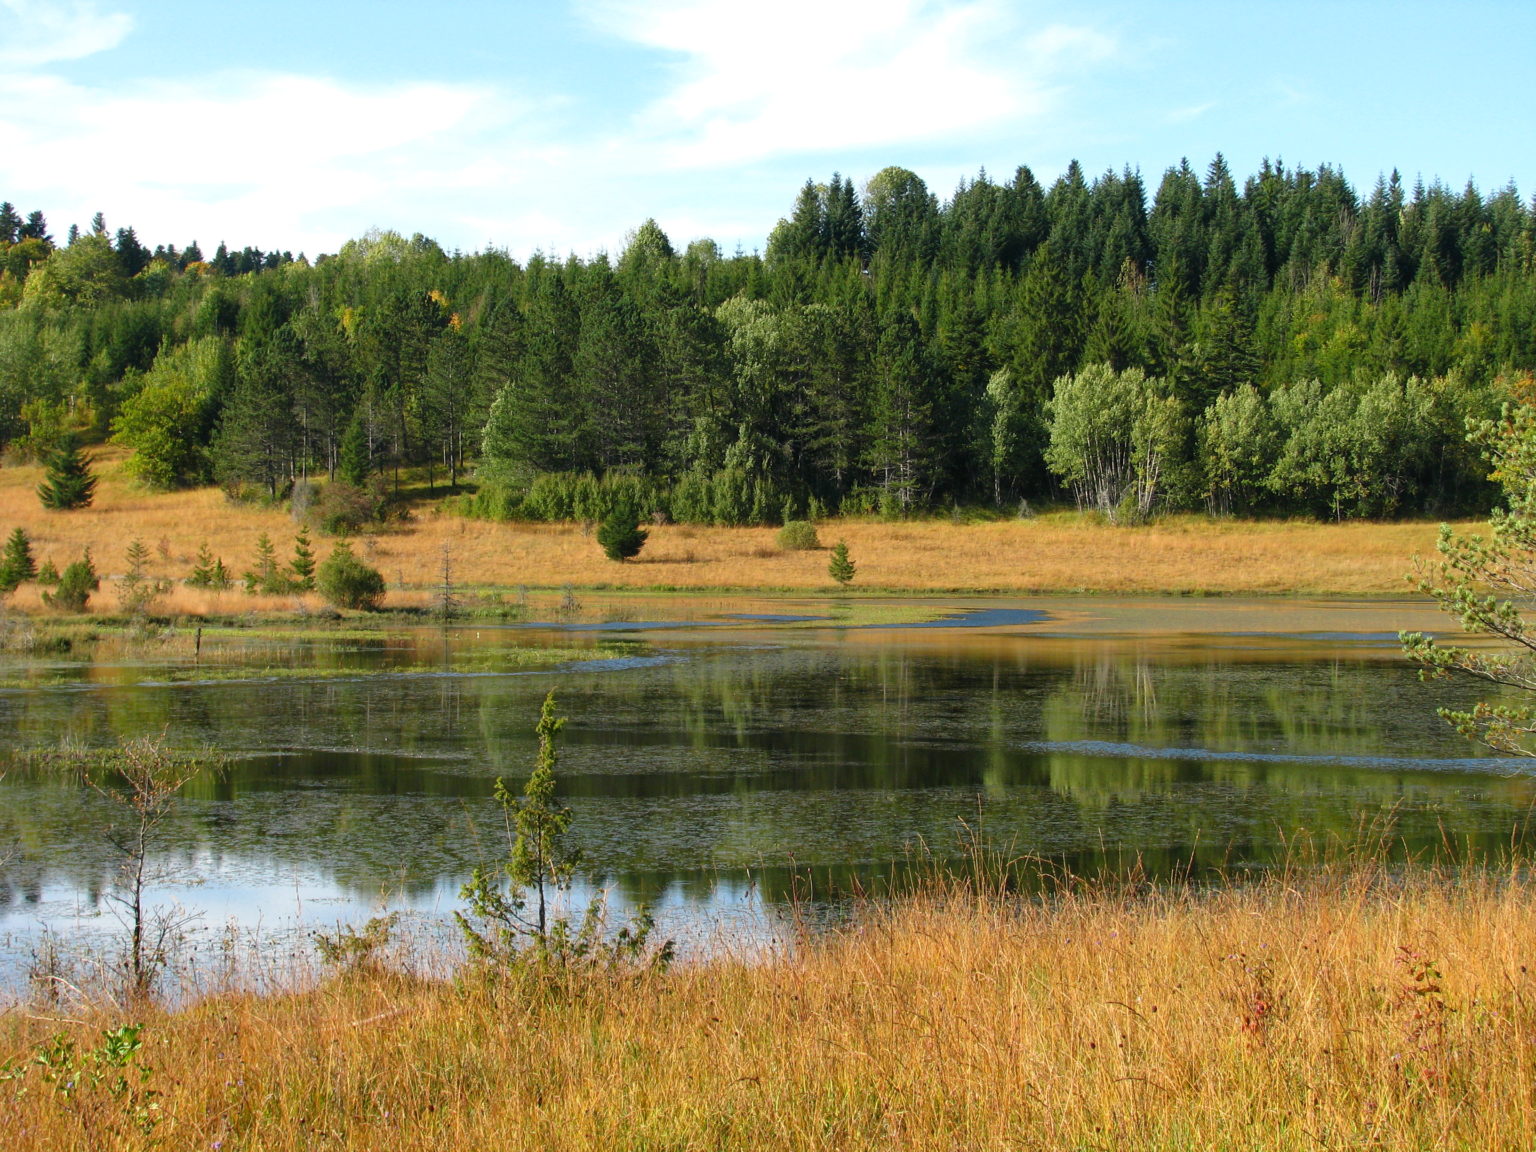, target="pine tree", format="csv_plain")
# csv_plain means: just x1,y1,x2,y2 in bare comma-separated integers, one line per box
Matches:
37,437,97,510
828,540,856,586
339,410,371,486
43,550,97,611
0,527,37,591
597,511,647,561
187,543,226,588
290,528,316,591
243,532,289,594
118,537,166,615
